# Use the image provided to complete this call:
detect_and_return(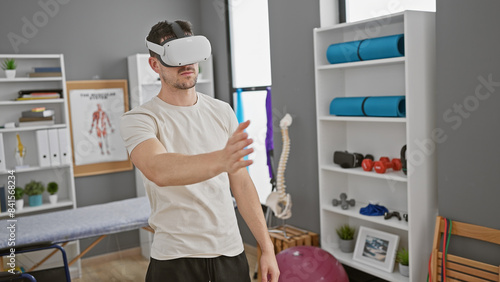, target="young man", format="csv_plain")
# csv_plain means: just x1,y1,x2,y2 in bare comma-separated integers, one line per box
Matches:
120,20,279,282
